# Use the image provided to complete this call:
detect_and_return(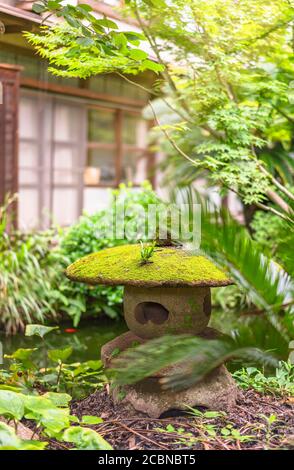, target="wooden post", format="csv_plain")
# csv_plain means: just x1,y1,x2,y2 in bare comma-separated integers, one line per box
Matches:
115,108,123,186
0,63,22,227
